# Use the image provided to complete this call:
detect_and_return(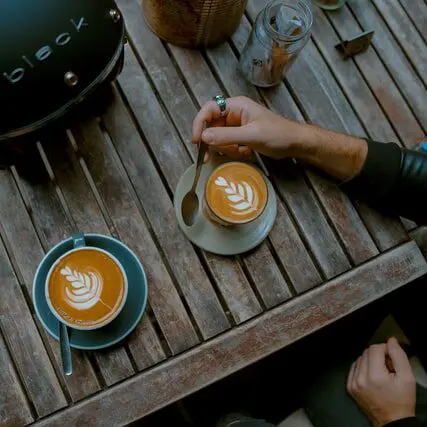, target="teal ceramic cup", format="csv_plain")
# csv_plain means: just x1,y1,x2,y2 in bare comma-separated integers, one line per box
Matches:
33,233,148,350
